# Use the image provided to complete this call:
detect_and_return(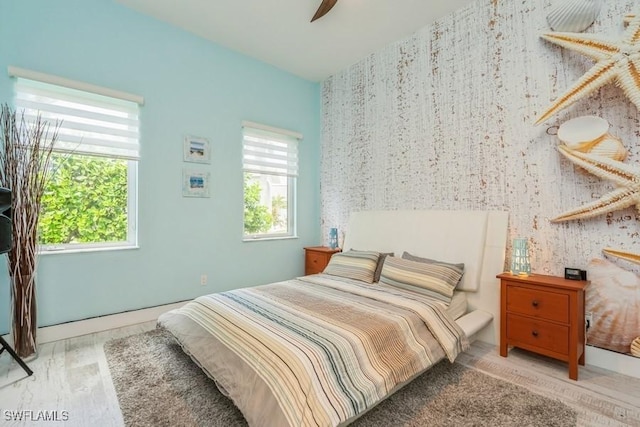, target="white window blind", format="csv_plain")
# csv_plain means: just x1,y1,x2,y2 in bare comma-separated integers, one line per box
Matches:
242,123,300,177
14,76,140,160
